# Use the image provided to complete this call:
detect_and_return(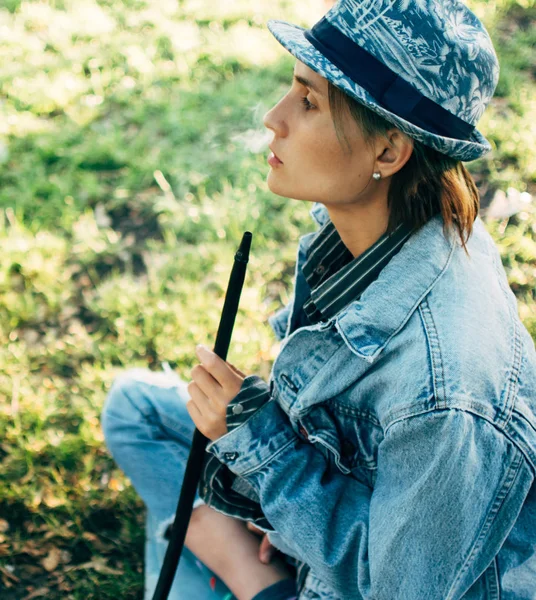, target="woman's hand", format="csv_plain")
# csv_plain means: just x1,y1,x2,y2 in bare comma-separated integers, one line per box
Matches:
246,522,277,564
186,344,246,442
